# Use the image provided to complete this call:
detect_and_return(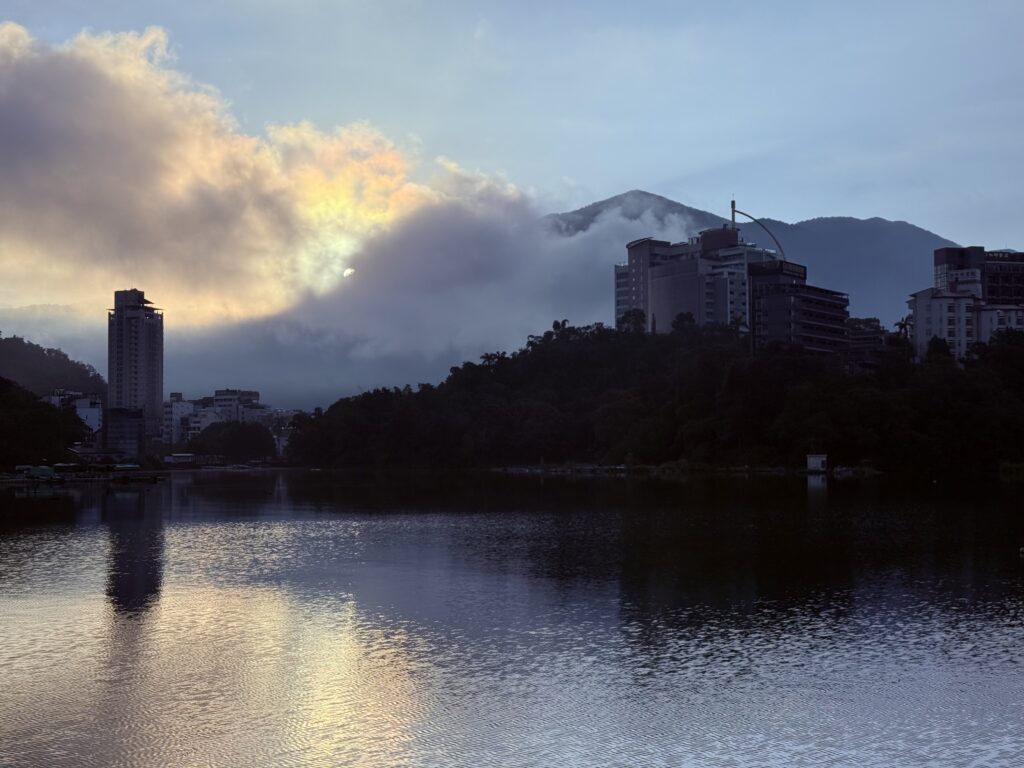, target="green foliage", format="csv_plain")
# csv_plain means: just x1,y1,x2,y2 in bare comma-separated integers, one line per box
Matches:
0,335,106,398
286,321,1024,475
0,376,87,468
616,308,646,334
190,422,276,462
925,335,954,364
